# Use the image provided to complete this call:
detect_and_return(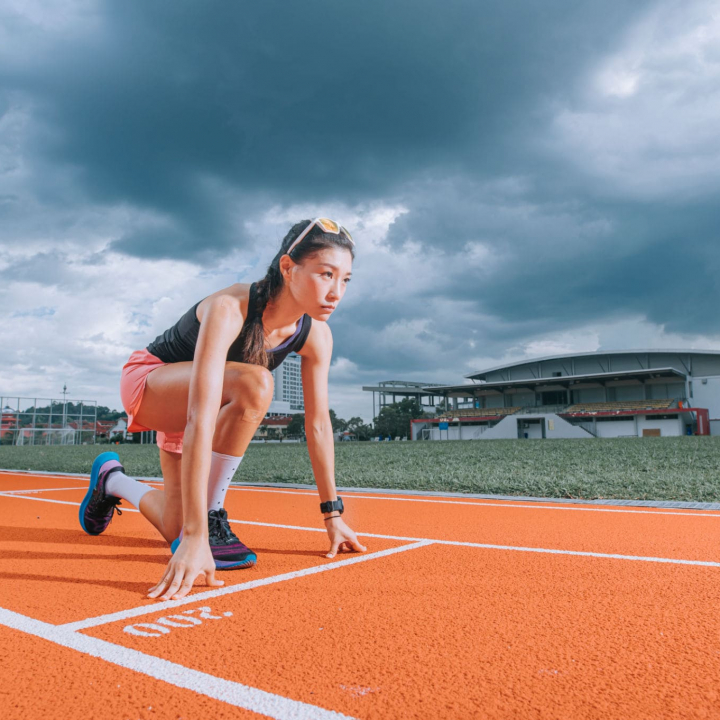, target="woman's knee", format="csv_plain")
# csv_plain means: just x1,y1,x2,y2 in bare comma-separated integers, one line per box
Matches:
223,363,274,407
